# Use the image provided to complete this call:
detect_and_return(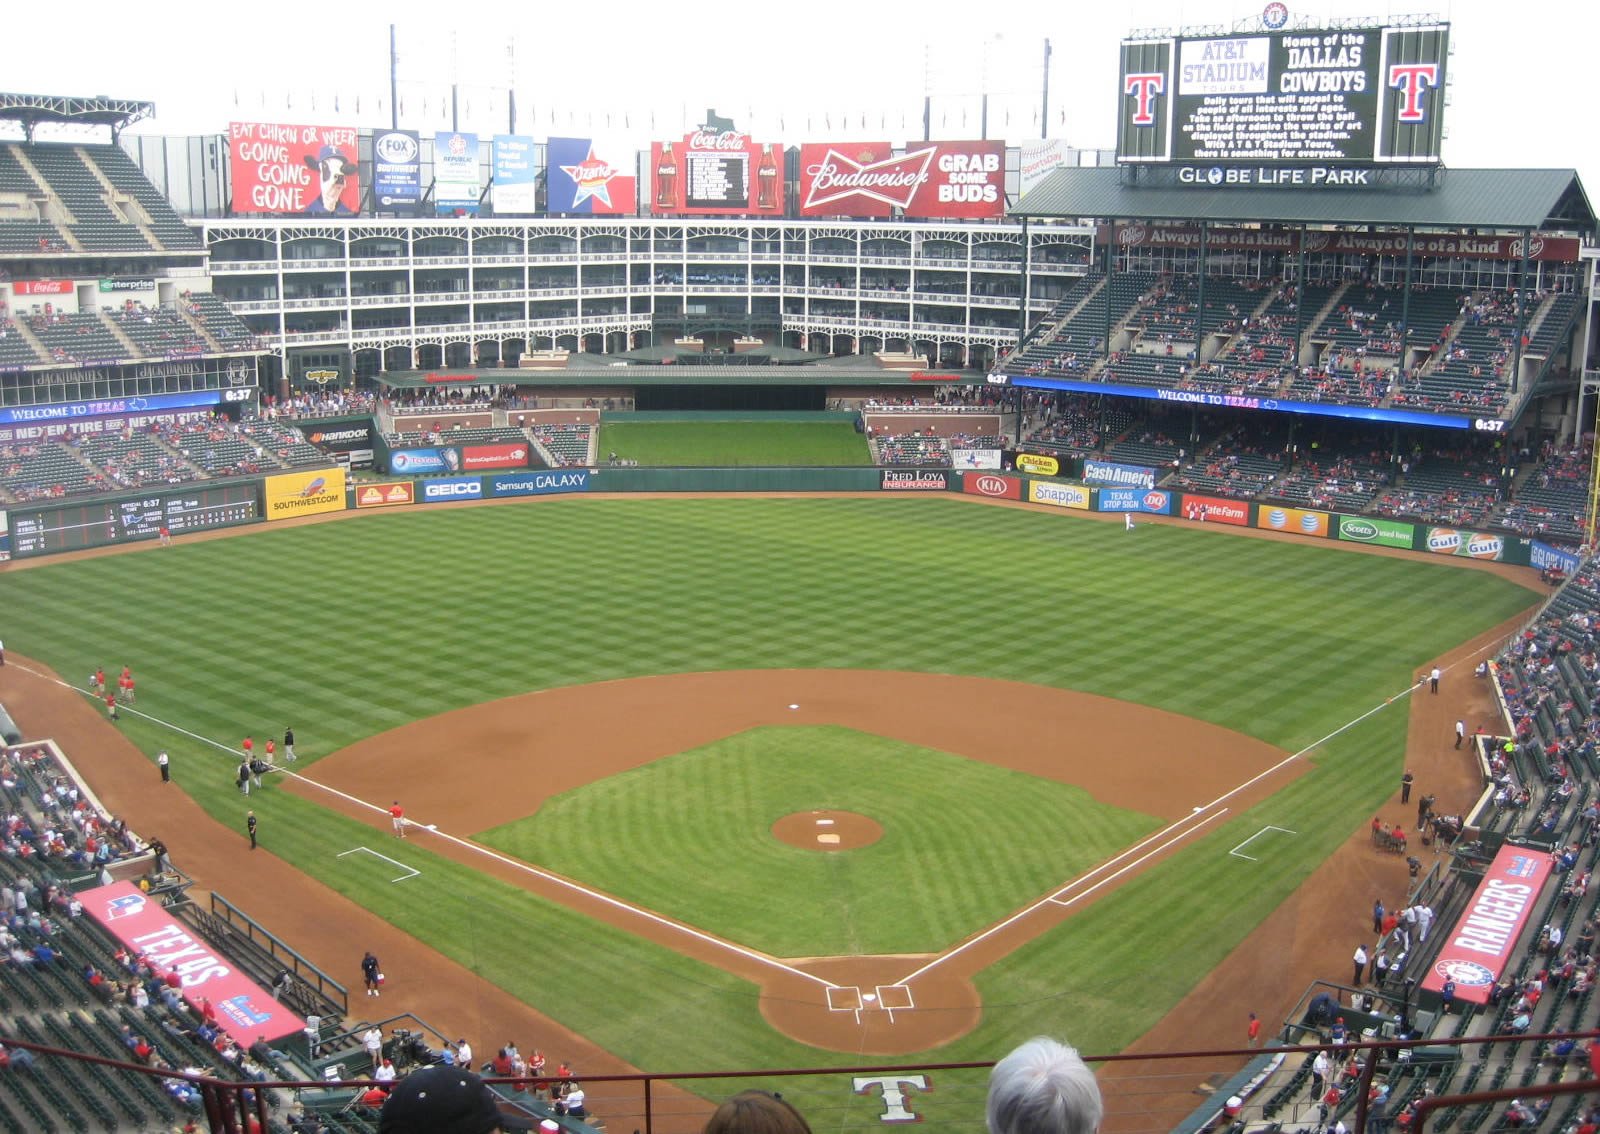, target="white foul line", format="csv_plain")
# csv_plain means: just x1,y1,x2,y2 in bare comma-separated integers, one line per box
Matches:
1229,825,1299,862
337,846,420,883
